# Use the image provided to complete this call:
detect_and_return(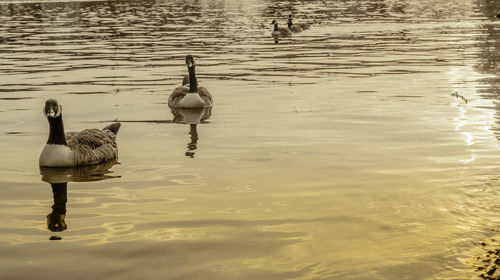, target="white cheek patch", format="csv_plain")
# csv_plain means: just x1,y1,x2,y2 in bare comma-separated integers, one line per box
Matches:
44,105,62,118
54,105,62,117
47,109,56,117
